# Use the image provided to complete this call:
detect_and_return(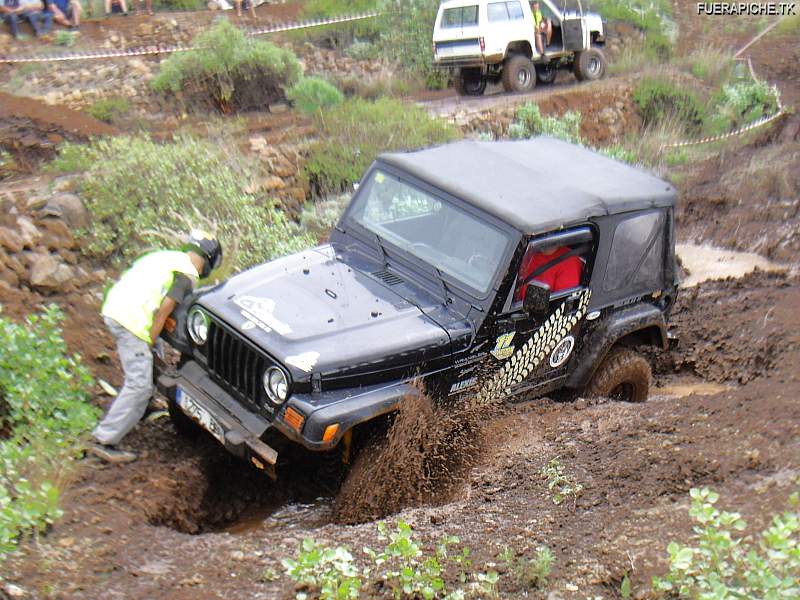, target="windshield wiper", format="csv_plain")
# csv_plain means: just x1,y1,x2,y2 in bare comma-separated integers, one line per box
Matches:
433,267,451,305
371,231,389,267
